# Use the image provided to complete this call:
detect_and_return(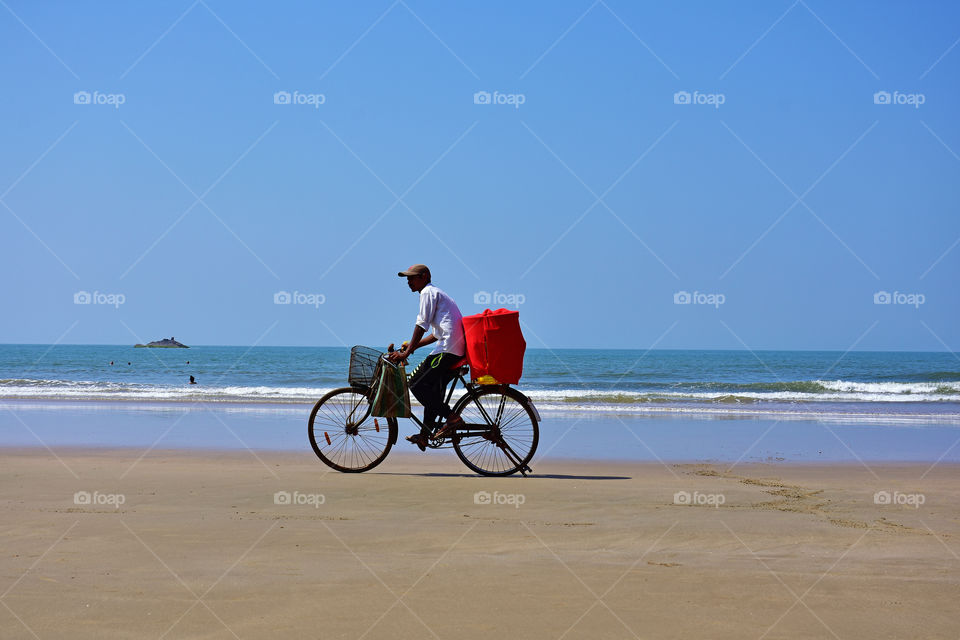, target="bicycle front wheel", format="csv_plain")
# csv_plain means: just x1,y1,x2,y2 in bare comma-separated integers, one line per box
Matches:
308,387,394,472
452,386,539,476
